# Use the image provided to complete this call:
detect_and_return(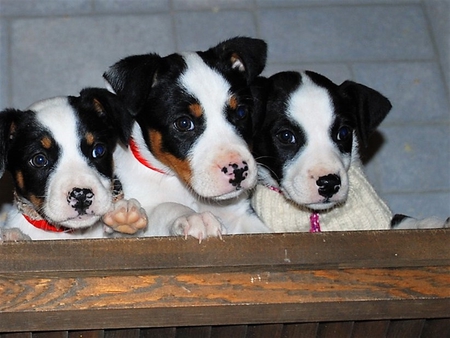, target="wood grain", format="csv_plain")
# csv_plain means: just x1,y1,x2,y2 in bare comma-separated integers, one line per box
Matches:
1,229,449,273
0,230,449,333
